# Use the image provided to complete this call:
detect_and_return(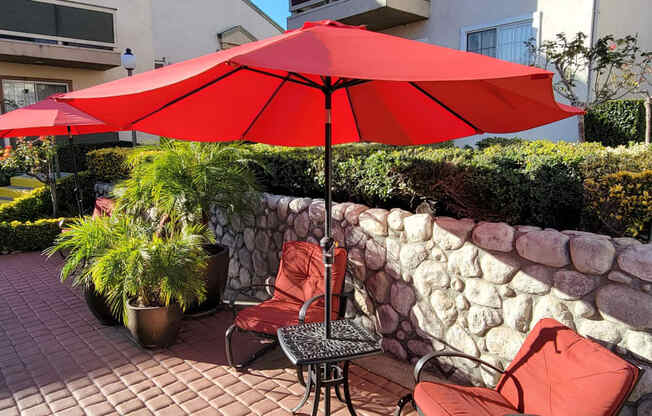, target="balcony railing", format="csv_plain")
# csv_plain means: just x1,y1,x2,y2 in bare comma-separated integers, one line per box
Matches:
291,0,340,13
